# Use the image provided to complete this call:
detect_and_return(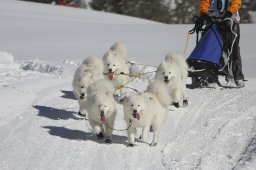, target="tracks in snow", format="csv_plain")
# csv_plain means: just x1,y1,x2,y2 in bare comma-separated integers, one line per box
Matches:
161,88,256,169
1,72,256,170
